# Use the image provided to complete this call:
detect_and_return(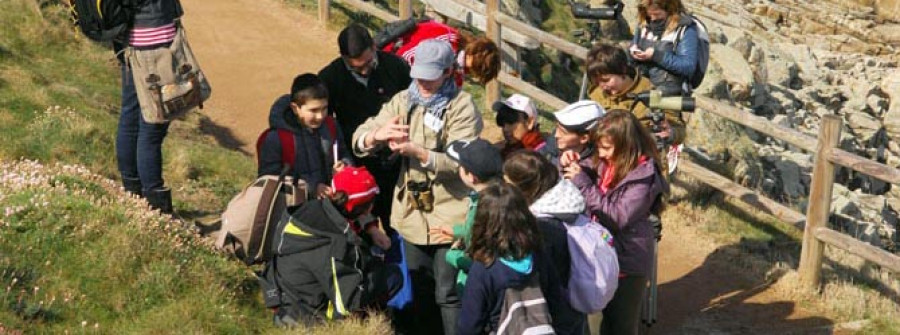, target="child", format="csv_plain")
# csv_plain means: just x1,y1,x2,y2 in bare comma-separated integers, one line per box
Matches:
586,43,685,146
258,73,353,199
561,110,669,335
262,166,396,328
551,100,605,172
502,151,590,335
492,93,549,158
429,138,504,293
457,182,560,335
